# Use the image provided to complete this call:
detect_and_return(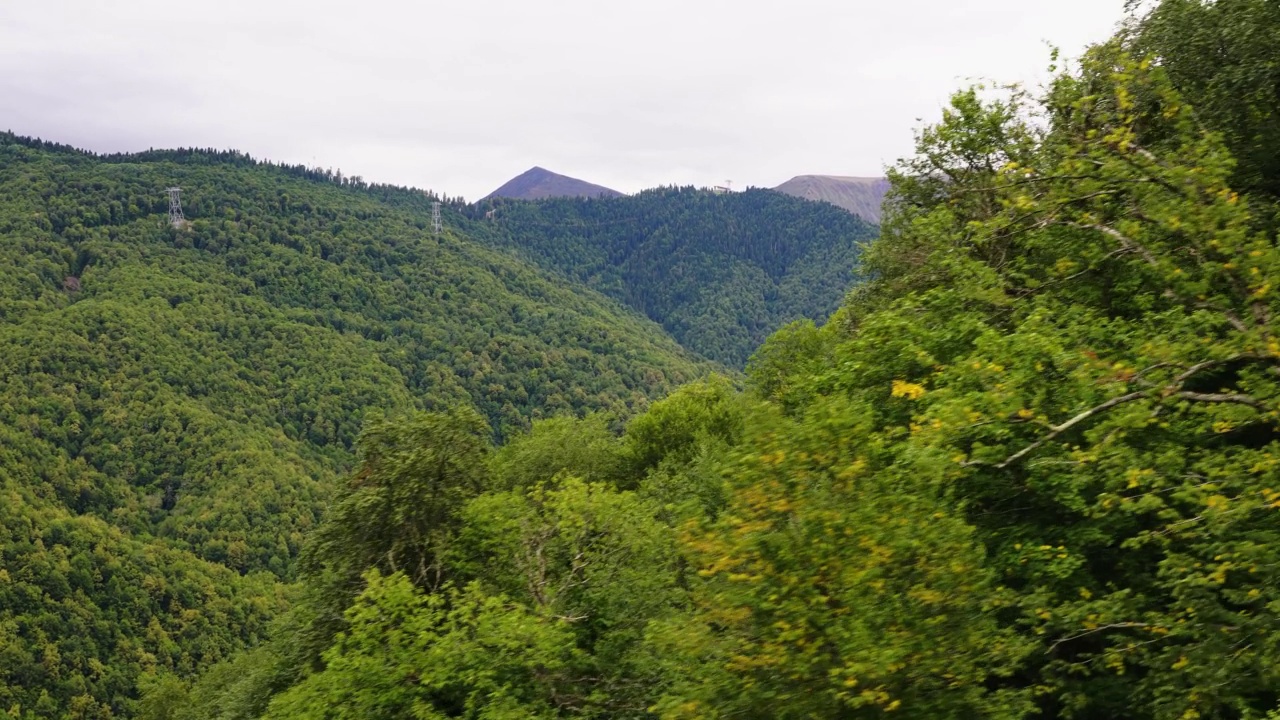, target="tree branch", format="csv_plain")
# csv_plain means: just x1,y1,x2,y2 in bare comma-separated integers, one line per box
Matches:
981,391,1148,469
1062,221,1161,266
1175,391,1264,408
980,353,1274,469
1172,353,1273,385
1048,622,1152,654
